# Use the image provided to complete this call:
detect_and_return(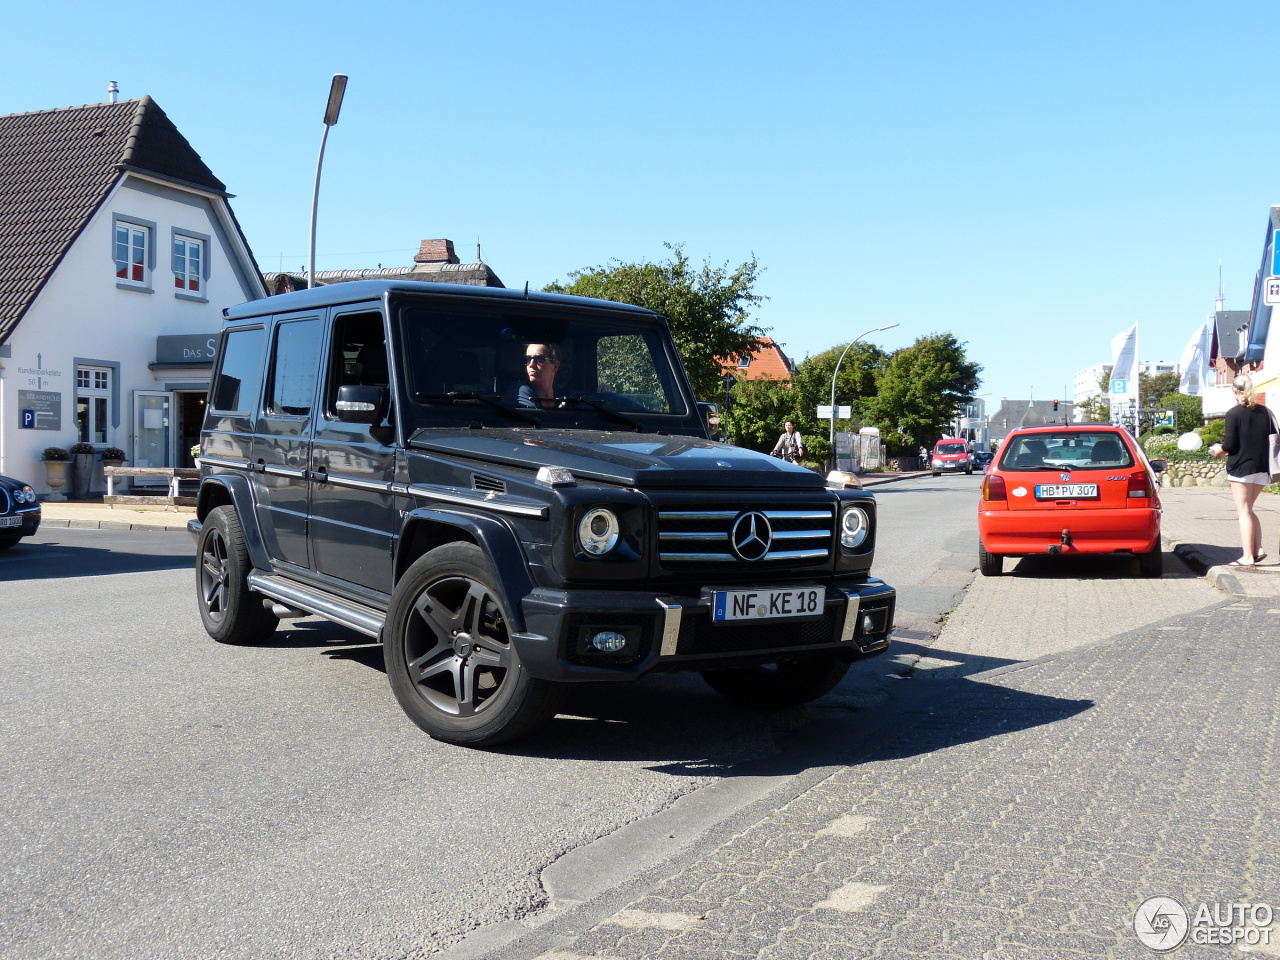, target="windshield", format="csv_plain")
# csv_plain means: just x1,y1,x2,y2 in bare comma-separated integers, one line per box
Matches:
998,432,1134,470
396,303,690,429
936,443,966,455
